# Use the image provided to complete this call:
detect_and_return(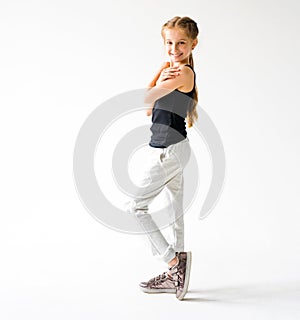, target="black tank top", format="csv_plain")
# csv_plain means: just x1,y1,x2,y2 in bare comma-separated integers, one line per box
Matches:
149,64,196,148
